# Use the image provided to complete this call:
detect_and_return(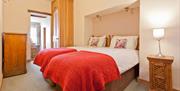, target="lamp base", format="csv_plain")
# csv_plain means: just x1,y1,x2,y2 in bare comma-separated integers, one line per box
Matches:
156,39,164,57
156,53,164,57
